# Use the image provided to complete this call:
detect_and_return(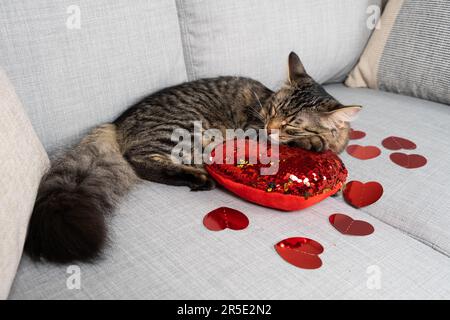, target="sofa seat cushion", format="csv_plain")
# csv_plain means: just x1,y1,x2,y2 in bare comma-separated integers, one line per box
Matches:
176,0,381,89
9,183,450,299
325,84,450,256
0,0,187,154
